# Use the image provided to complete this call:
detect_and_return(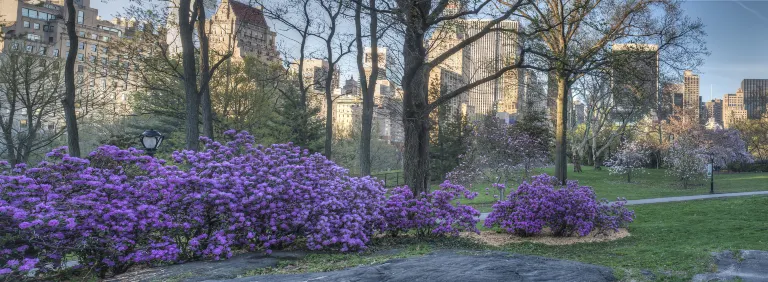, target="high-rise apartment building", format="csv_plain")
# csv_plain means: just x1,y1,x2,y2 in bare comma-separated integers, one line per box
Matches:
741,79,768,119
683,70,700,119
464,19,522,115
610,44,659,119
363,47,387,80
704,98,723,126
167,0,279,63
0,0,133,115
723,89,747,129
